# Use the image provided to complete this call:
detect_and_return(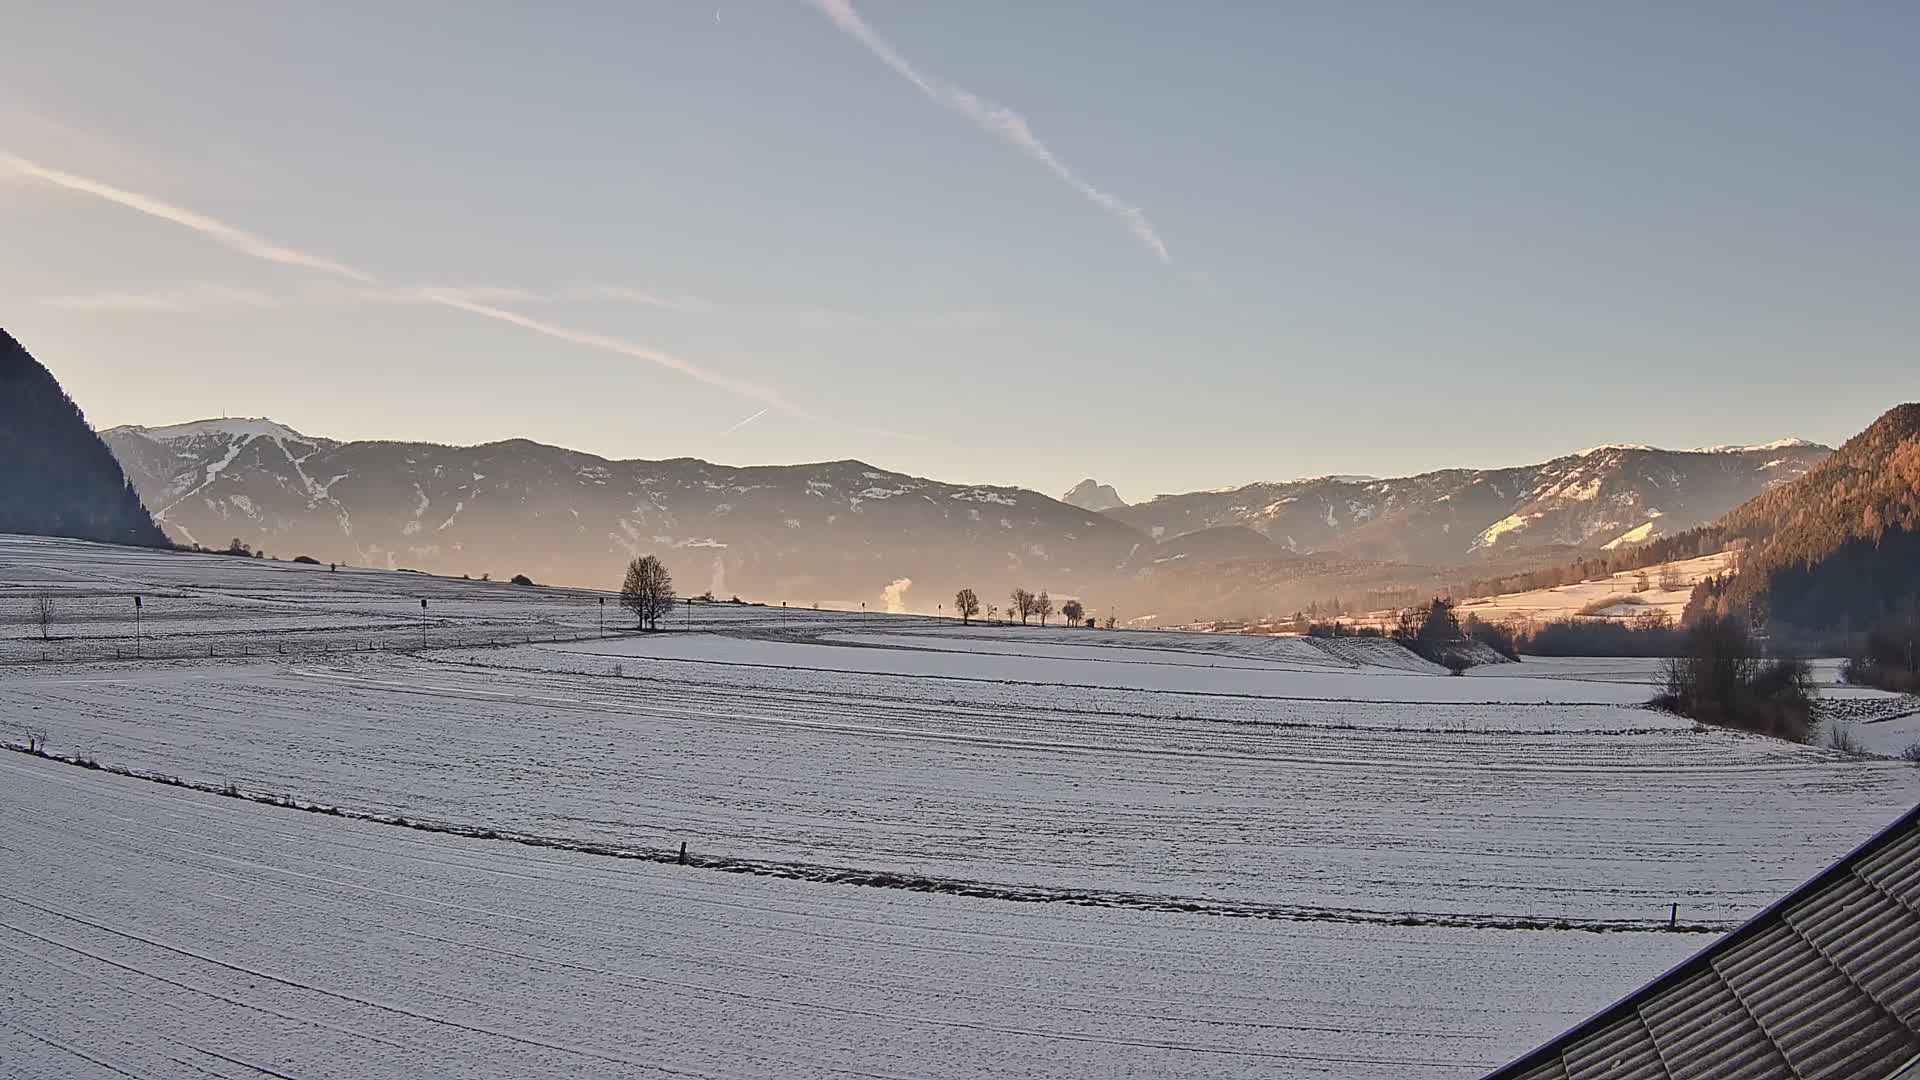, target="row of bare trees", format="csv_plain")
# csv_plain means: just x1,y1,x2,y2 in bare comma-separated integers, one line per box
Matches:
951,587,1091,627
